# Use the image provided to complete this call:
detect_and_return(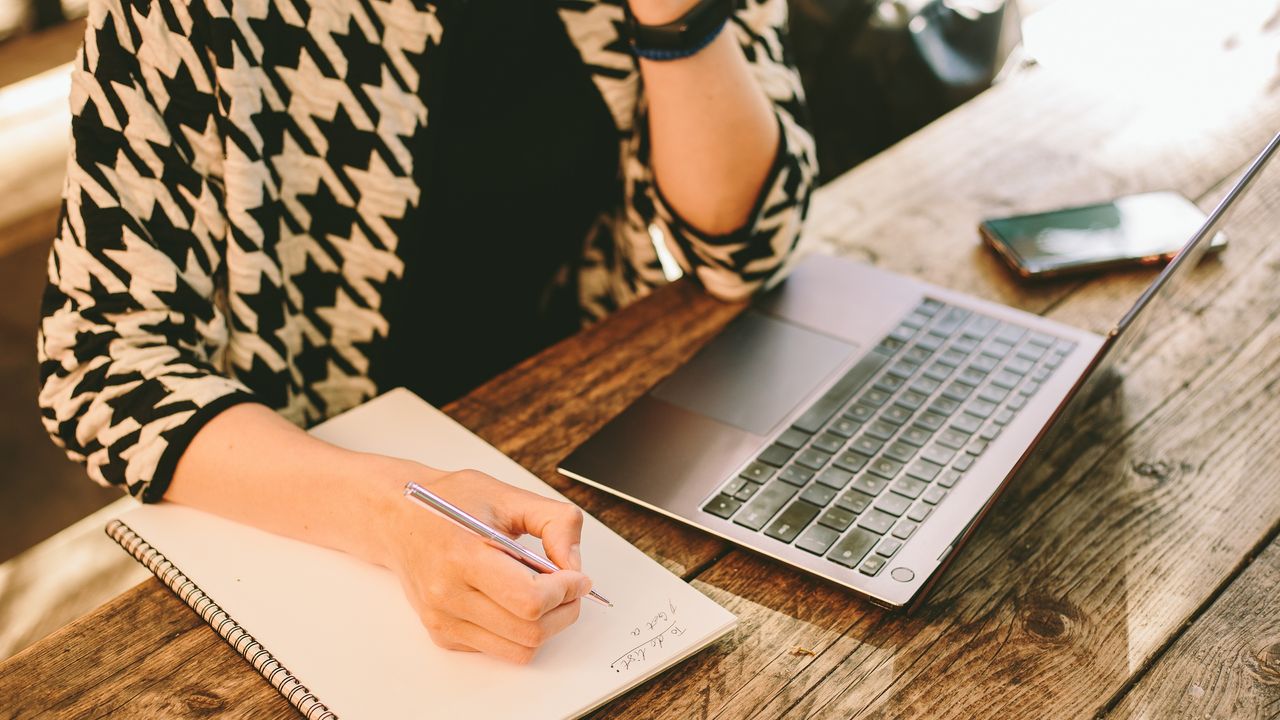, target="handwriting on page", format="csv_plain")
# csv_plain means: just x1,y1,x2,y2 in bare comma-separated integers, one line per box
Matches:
610,598,687,672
